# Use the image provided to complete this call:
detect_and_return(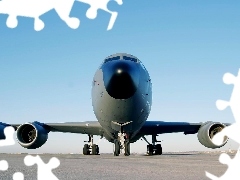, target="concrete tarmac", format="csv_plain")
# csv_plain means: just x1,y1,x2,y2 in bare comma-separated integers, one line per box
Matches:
0,152,234,180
